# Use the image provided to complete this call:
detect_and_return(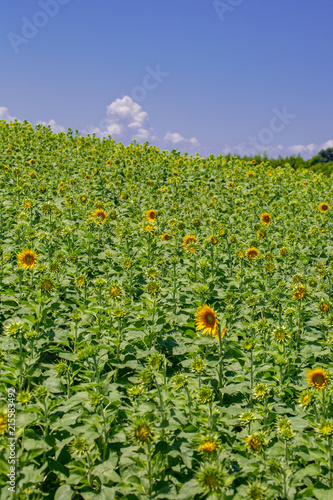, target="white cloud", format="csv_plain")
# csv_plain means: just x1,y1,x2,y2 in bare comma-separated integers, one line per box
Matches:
221,139,333,160
84,95,201,154
320,139,333,150
0,107,16,121
164,132,185,144
39,119,66,133
286,143,317,156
